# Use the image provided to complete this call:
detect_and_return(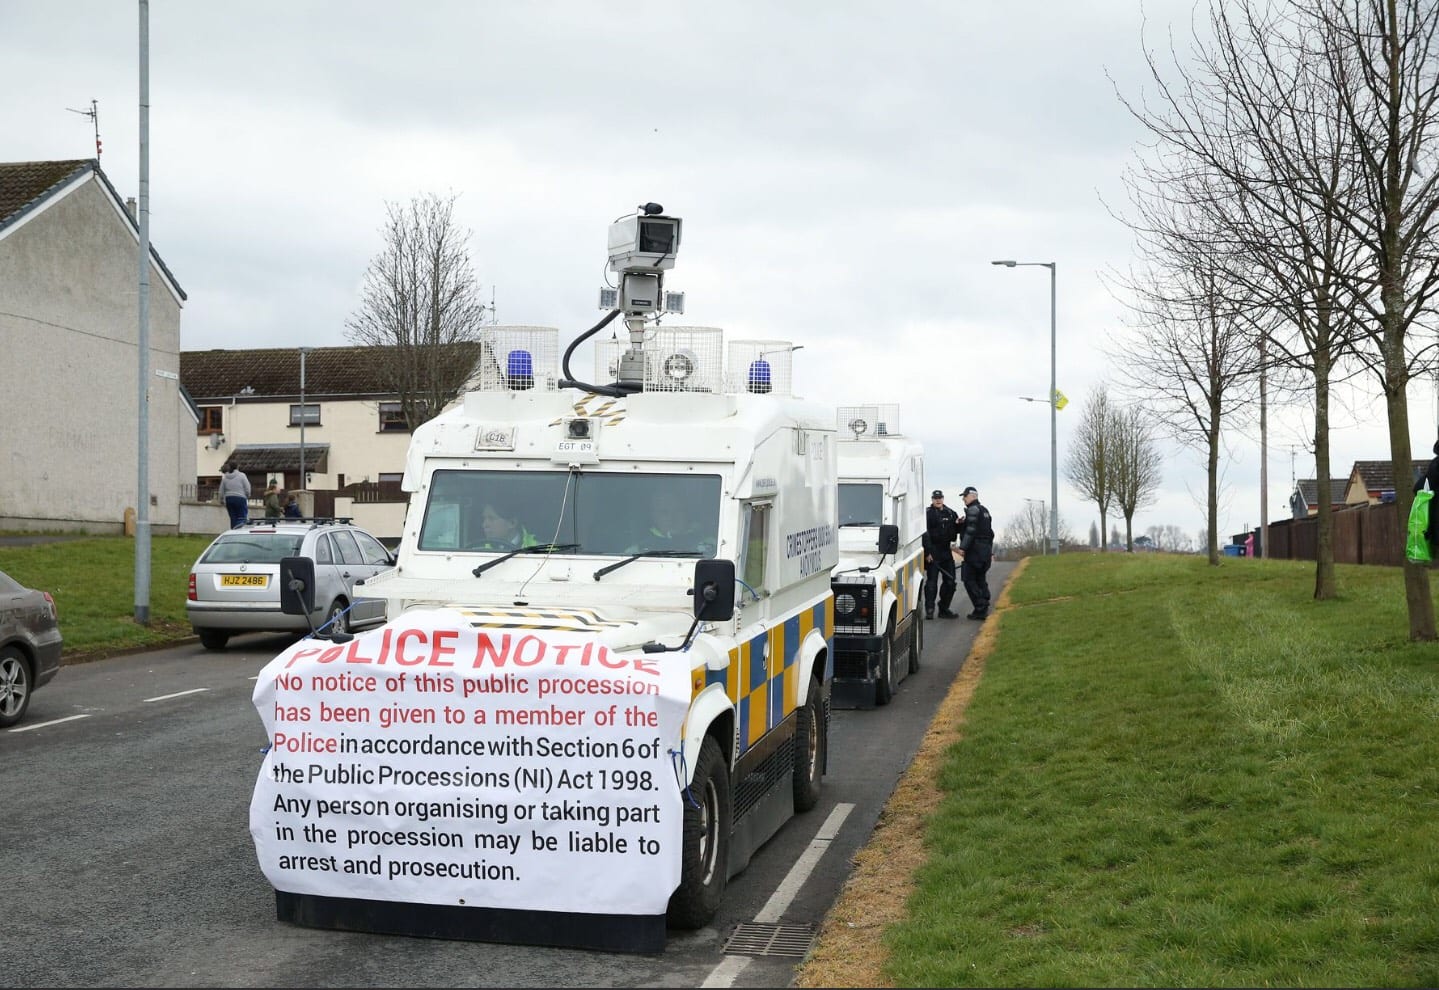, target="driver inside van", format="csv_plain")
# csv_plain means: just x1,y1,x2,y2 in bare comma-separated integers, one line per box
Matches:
475,504,538,550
